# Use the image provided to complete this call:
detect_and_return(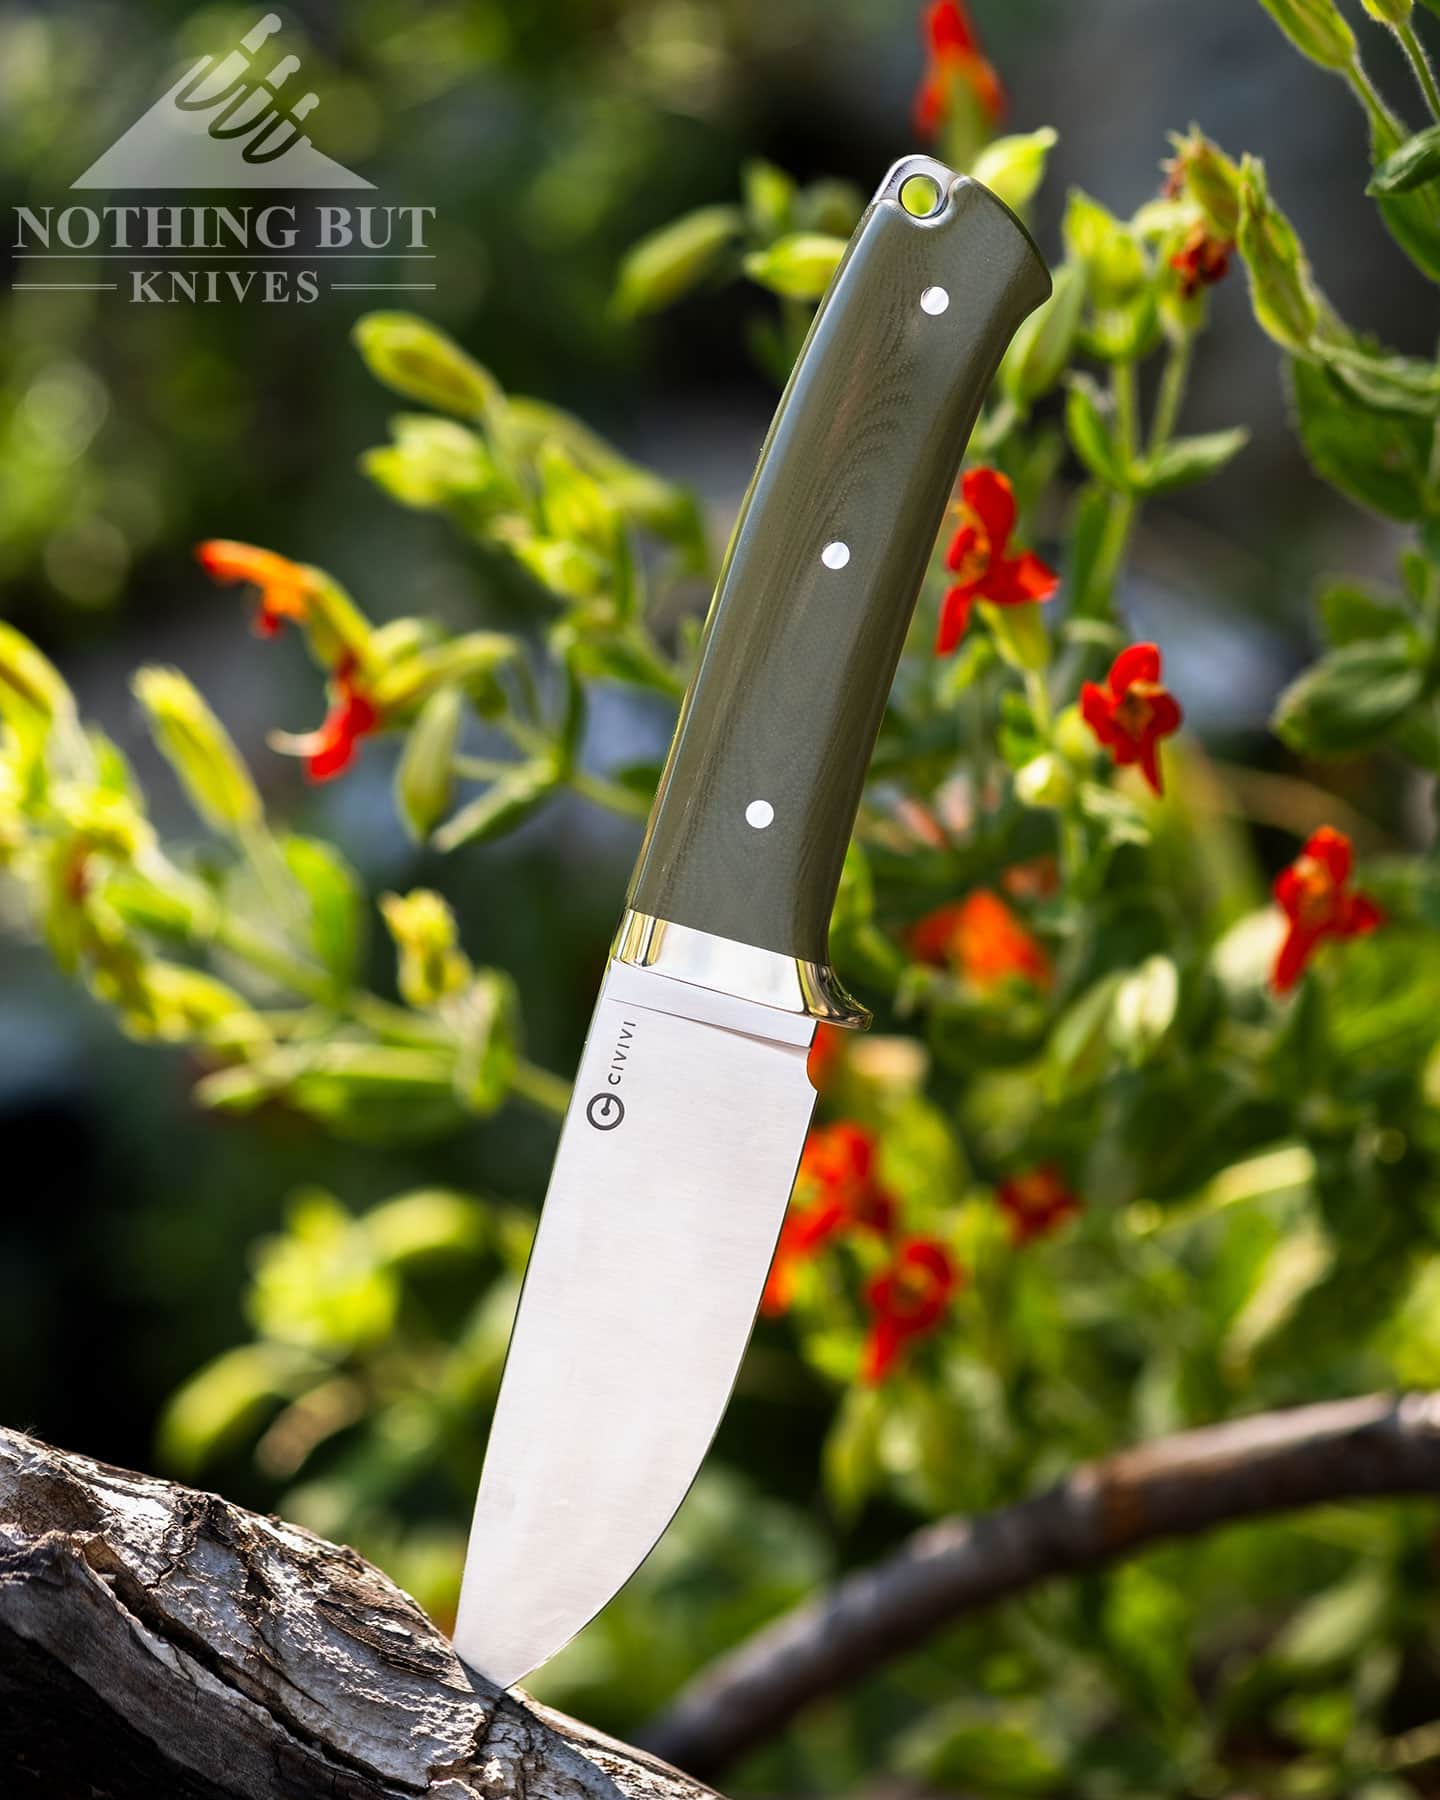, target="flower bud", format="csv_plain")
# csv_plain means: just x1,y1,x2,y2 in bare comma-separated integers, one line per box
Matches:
372,632,516,717
362,417,497,511
742,232,847,302
1236,156,1320,353
613,205,744,319
970,128,1059,213
1002,263,1085,404
380,889,471,1009
1063,190,1146,304
1361,0,1411,23
394,685,461,843
352,313,503,423
132,666,262,834
1166,128,1243,240
536,443,620,553
1256,0,1357,69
